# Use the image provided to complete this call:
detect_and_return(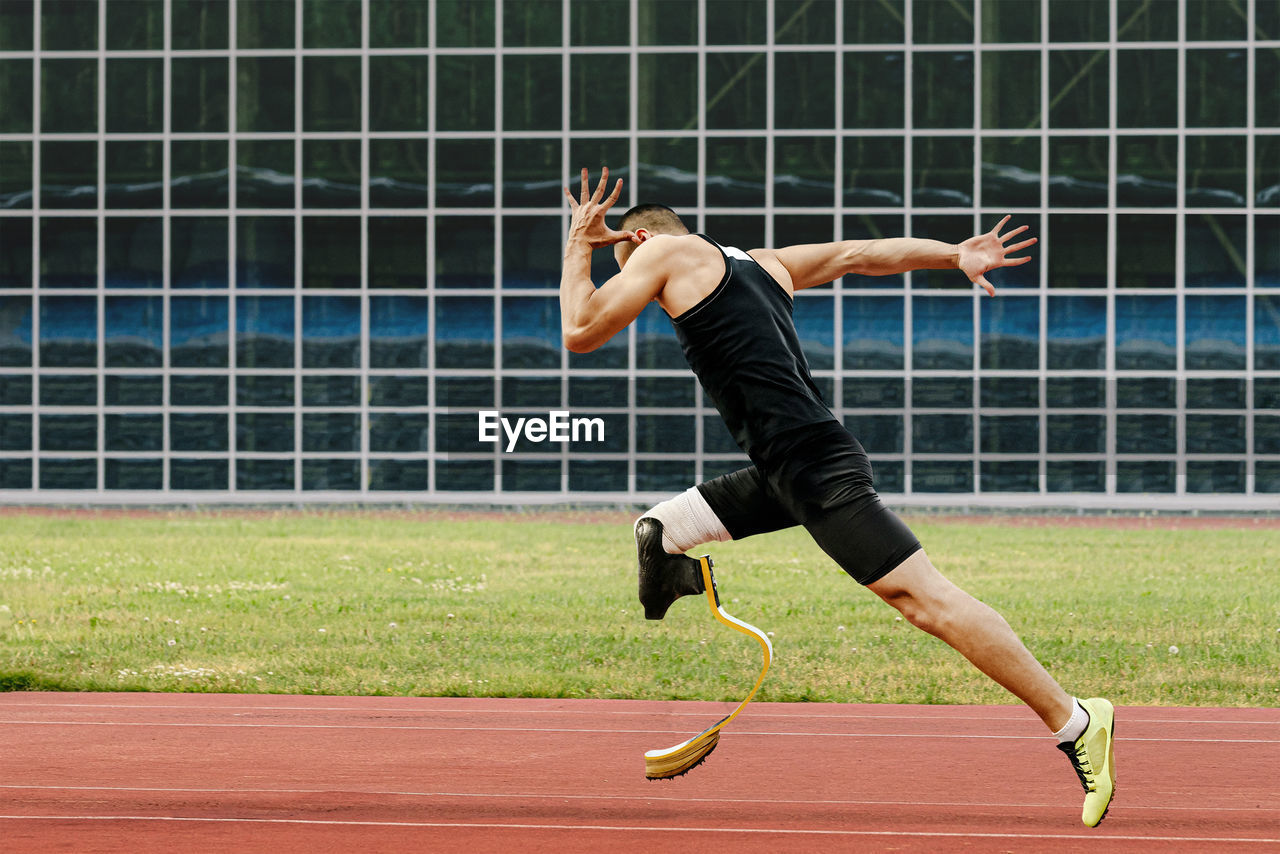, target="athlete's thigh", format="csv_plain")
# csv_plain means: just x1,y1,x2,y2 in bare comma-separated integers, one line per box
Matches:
799,493,922,586
696,466,799,540
761,425,921,586
865,548,951,602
